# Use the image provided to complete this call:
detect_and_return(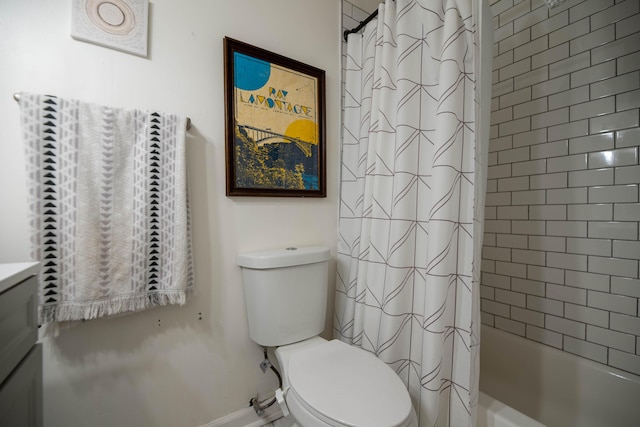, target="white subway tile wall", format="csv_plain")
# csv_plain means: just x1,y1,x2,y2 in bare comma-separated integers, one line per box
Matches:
484,0,640,376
